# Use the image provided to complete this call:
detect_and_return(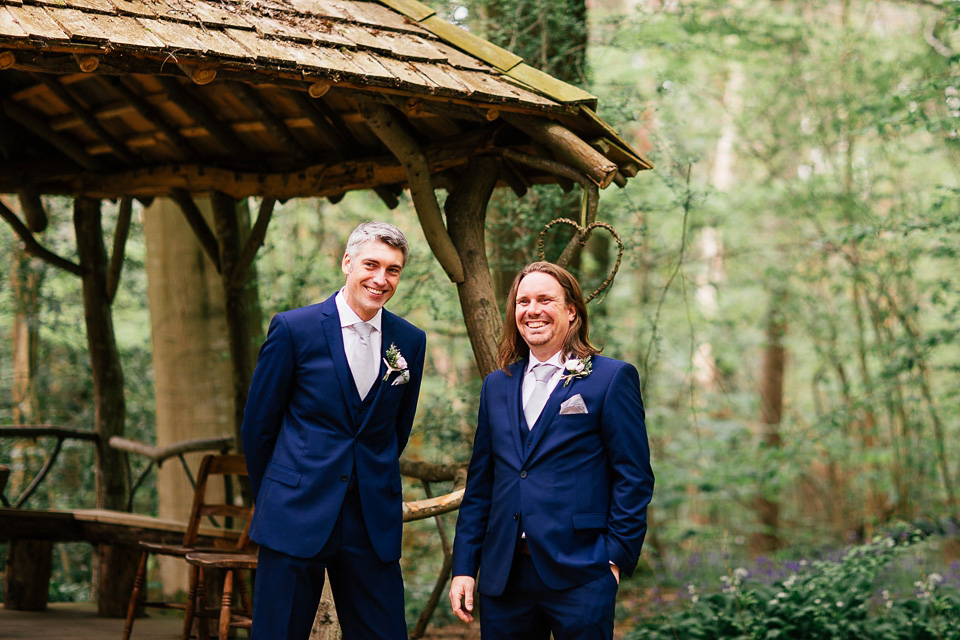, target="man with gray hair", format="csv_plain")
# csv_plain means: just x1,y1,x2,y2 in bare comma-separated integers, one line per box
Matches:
243,221,426,639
